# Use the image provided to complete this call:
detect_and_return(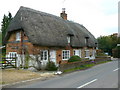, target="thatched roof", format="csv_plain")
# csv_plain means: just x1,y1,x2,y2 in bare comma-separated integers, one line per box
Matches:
6,6,97,47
